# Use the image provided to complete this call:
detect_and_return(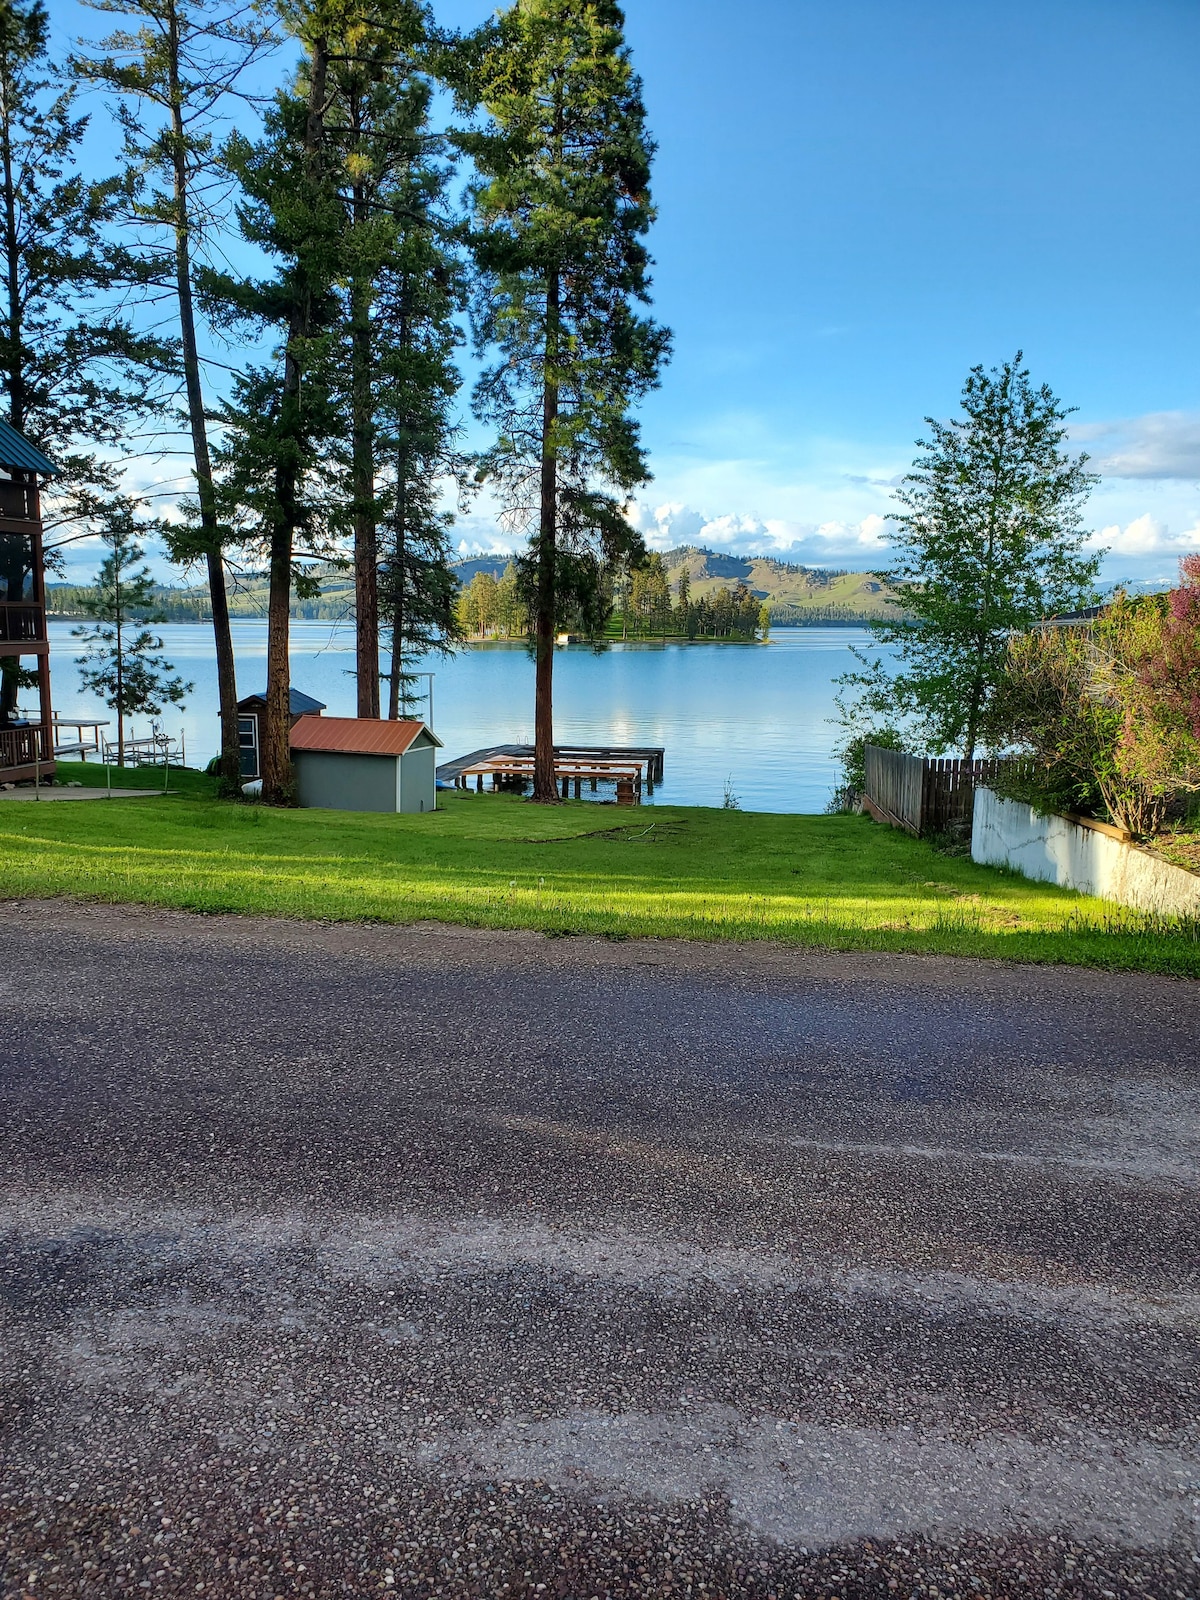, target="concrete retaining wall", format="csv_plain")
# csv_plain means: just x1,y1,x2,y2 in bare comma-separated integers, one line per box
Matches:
971,787,1200,917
